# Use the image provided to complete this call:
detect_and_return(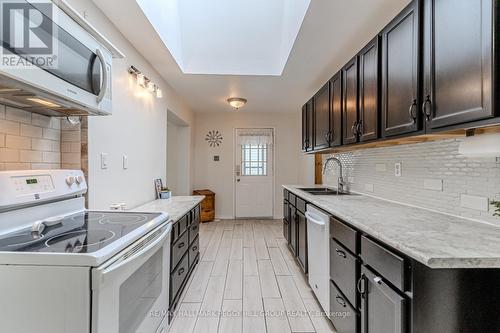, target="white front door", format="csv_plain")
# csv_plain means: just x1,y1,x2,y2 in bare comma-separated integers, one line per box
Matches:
235,128,274,218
